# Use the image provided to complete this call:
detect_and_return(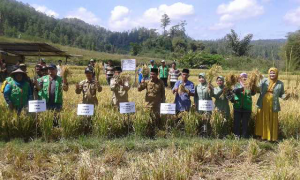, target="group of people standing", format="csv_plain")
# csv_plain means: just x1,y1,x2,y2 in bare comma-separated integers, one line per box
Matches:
1,58,286,142
137,61,286,142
